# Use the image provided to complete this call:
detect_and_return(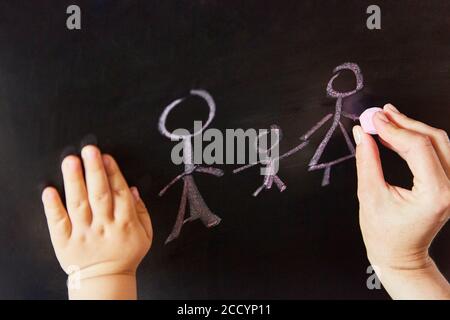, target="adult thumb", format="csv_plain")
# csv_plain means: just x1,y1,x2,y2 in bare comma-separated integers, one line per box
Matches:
353,125,386,202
